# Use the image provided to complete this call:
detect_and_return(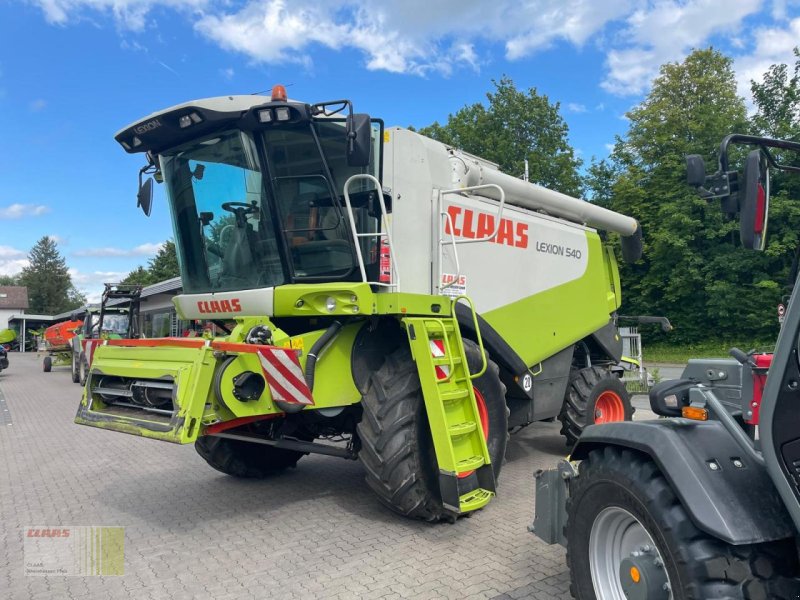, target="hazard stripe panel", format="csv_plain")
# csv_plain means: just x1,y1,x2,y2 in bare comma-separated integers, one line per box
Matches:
257,348,314,406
